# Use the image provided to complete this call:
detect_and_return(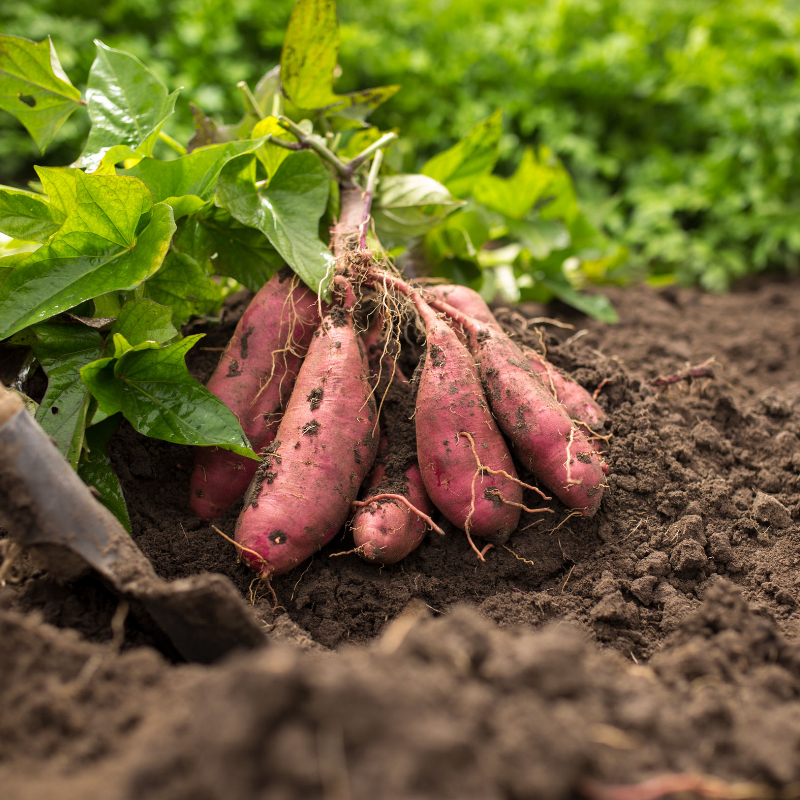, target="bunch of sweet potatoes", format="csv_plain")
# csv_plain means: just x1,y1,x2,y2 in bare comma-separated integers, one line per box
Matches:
190,258,610,580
